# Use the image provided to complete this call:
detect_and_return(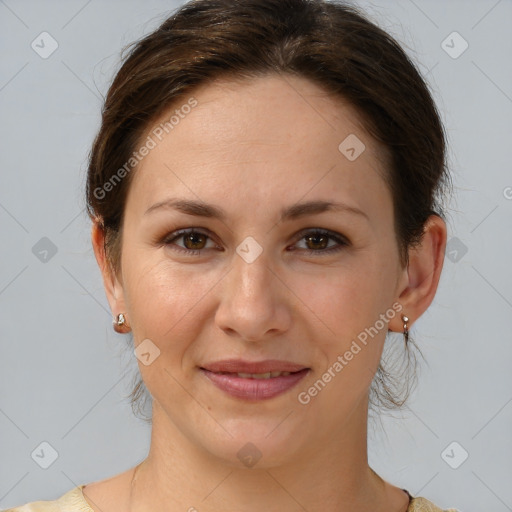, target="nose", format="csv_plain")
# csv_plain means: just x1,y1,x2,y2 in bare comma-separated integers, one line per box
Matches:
214,248,291,342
